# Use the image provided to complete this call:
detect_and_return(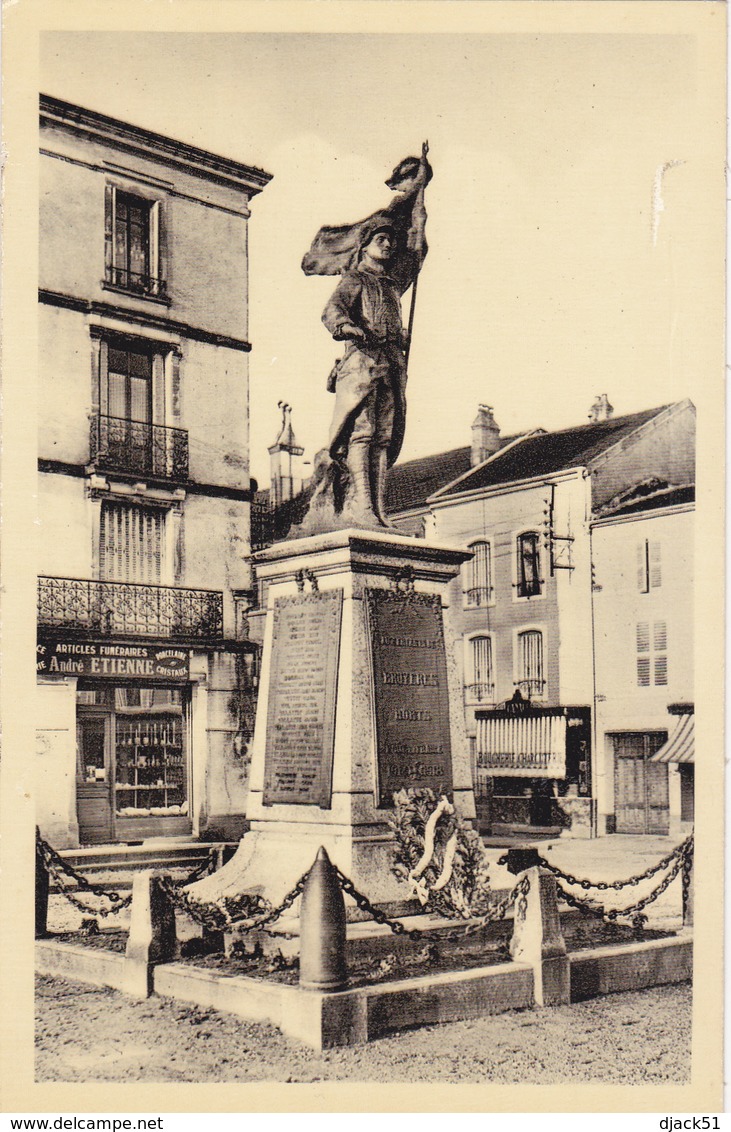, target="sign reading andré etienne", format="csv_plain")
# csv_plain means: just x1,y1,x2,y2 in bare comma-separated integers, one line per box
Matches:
366,589,453,807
